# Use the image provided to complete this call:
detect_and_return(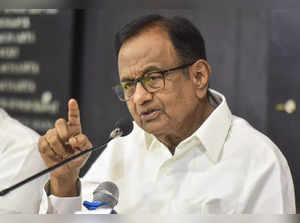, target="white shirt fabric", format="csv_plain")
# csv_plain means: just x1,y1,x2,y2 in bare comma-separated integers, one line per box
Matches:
0,108,48,214
43,89,296,214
